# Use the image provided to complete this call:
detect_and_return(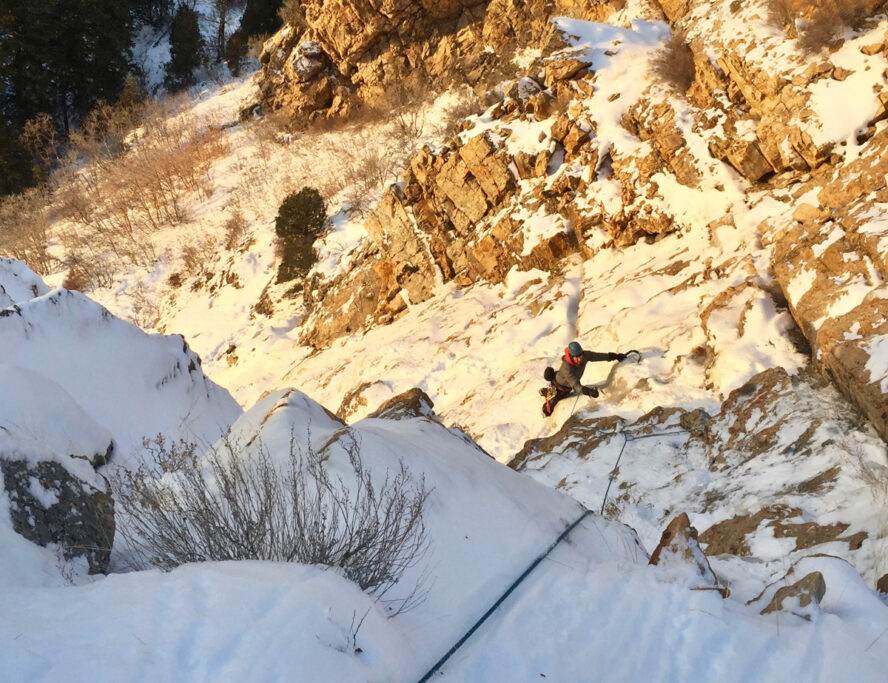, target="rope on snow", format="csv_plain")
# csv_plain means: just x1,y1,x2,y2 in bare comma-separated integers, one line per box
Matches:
416,507,593,682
